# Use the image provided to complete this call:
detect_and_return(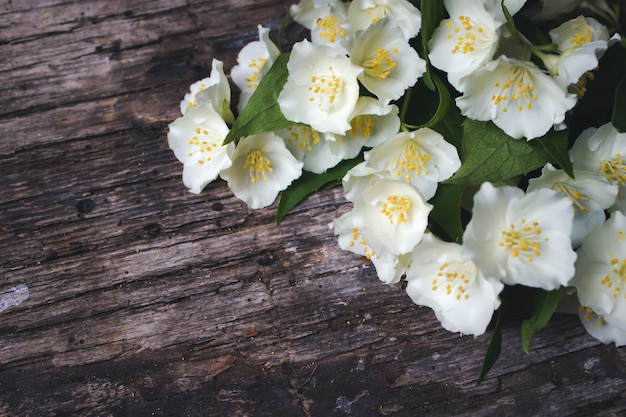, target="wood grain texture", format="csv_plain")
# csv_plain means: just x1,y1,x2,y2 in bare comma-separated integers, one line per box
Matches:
1,1,625,416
